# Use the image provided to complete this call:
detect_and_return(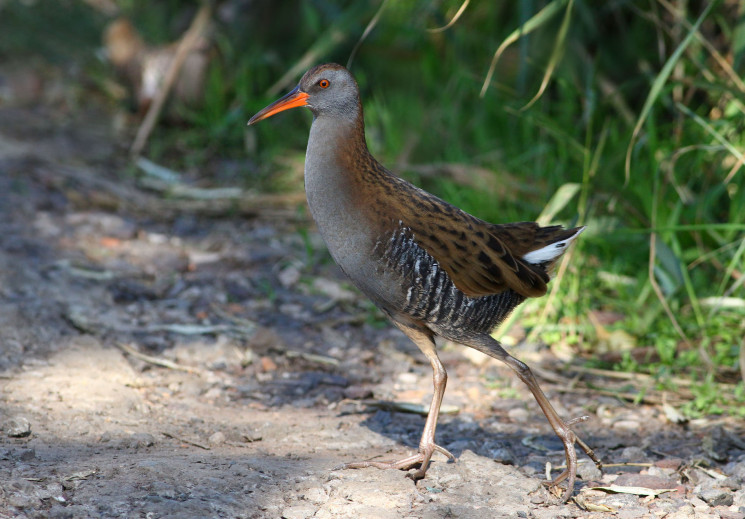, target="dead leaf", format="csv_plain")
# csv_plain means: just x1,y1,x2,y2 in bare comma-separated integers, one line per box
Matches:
573,495,614,512
591,485,676,497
